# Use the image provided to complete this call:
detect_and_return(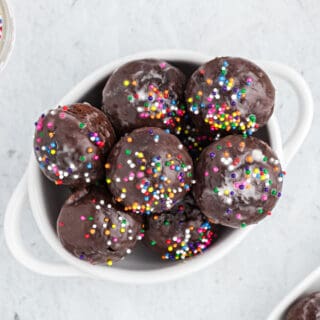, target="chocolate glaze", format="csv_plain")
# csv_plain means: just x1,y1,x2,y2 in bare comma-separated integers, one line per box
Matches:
286,292,320,320
106,127,194,214
34,103,116,187
102,59,186,136
57,187,144,265
143,194,219,261
185,57,275,136
193,135,284,228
